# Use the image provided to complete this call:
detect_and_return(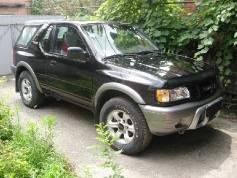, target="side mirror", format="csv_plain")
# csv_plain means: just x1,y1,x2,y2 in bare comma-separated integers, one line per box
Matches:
67,47,88,62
